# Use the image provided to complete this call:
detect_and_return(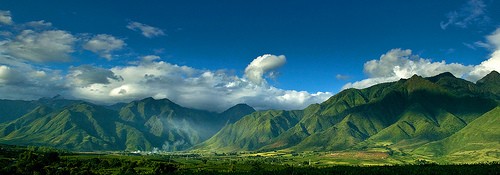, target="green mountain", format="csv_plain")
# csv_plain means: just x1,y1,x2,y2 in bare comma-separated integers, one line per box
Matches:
194,110,303,152
0,98,255,151
0,103,122,151
476,71,500,99
195,72,499,155
413,107,500,162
